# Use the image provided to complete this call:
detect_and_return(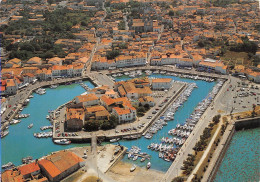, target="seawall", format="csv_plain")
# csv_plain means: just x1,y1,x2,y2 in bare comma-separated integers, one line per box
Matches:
234,116,260,130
